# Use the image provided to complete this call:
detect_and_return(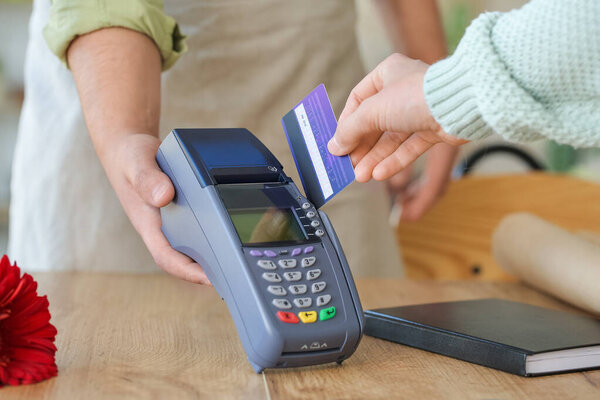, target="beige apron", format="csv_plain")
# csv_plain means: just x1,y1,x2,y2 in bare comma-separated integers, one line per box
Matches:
10,0,402,277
